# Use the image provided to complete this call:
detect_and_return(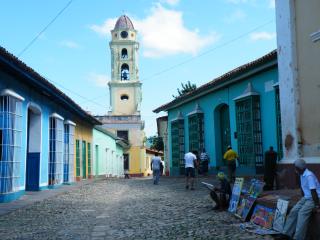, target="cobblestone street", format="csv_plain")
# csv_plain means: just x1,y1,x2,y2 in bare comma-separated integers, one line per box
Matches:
0,177,273,240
